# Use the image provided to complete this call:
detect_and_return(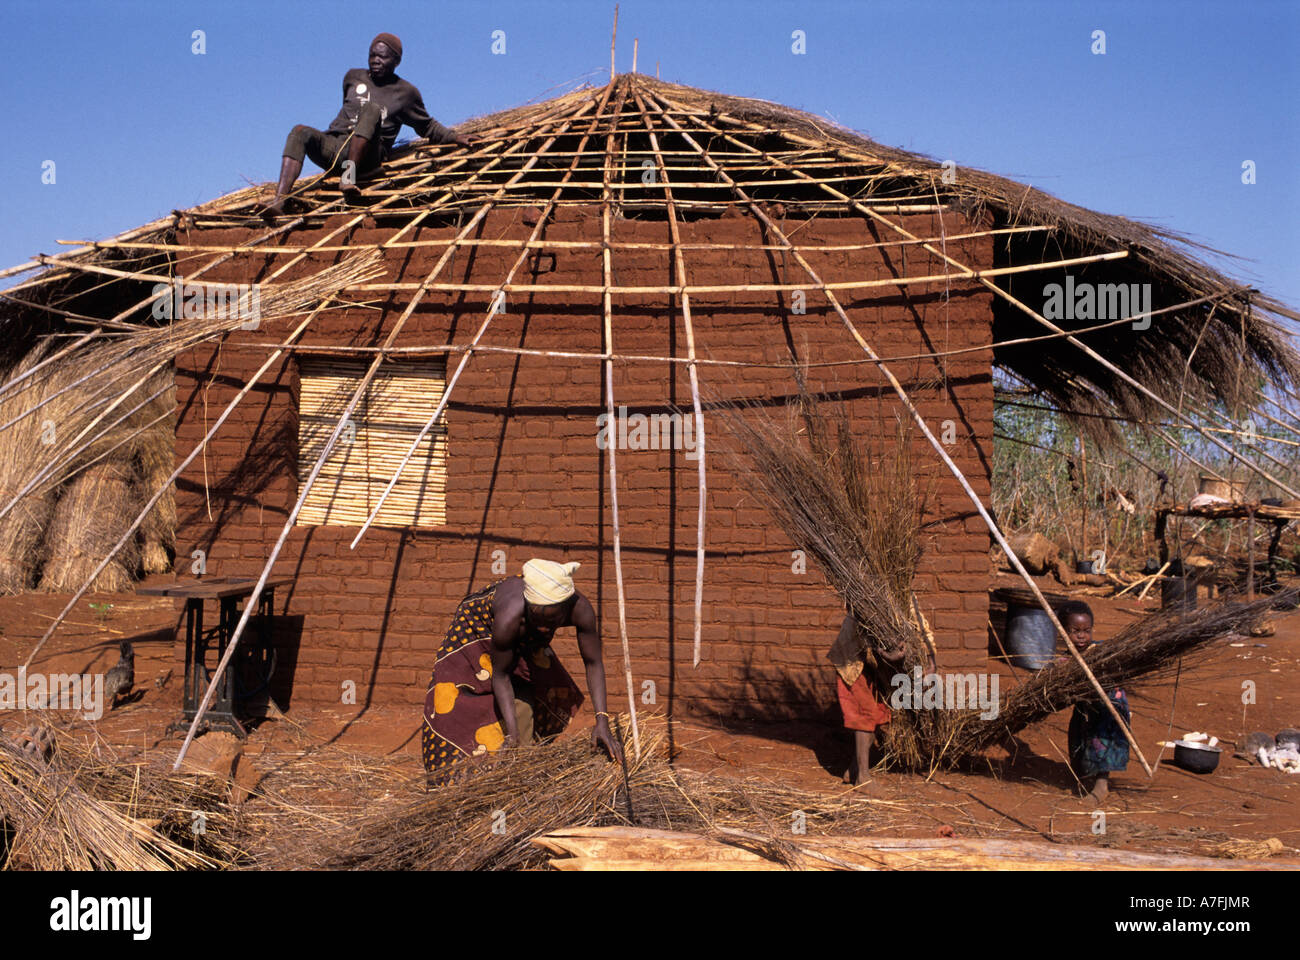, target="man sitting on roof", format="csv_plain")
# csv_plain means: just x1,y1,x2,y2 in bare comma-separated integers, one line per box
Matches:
421,559,623,785
260,32,473,220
